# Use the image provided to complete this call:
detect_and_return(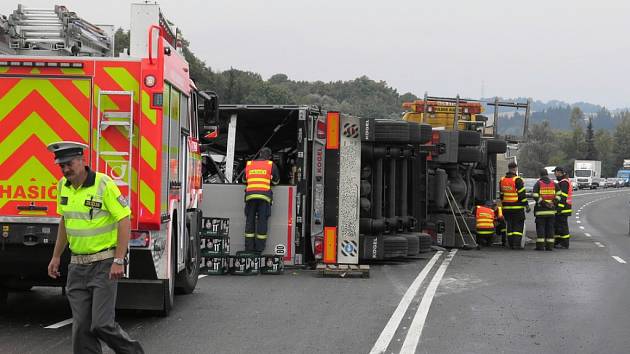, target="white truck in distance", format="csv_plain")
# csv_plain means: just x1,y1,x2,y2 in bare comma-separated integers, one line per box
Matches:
574,160,602,189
